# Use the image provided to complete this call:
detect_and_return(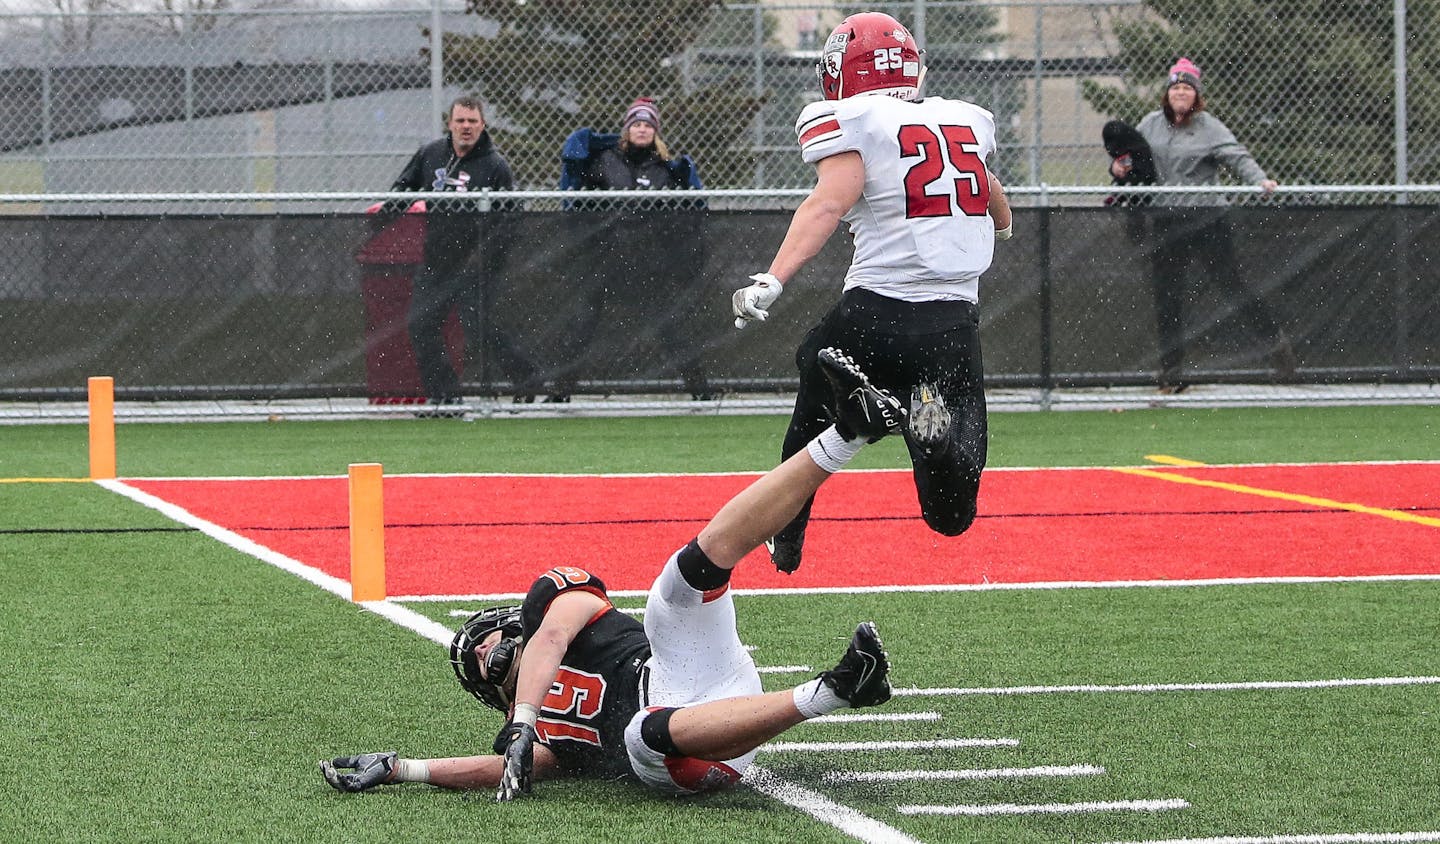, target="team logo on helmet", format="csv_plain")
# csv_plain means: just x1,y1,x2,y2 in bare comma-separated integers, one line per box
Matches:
815,12,923,102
